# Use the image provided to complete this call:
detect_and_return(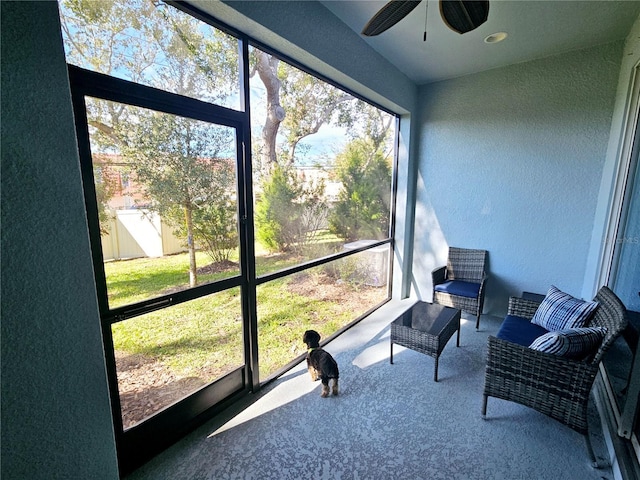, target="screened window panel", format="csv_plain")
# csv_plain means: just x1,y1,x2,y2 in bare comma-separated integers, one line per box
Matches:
256,247,390,381
111,288,243,429
86,98,240,310
249,45,395,278
59,0,242,110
